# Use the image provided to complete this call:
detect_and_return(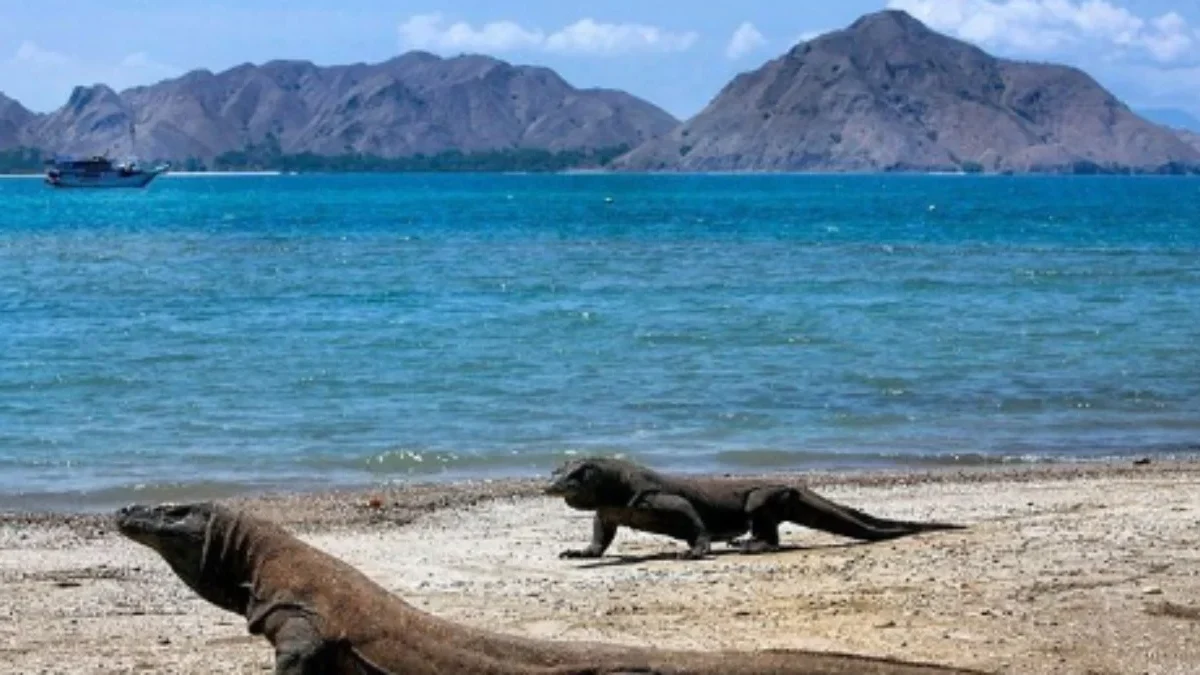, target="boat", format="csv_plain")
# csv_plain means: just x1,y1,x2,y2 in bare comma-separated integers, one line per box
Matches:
44,155,170,189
